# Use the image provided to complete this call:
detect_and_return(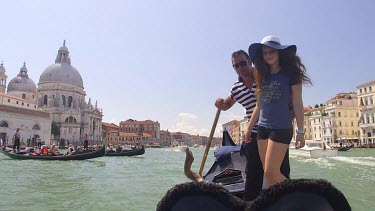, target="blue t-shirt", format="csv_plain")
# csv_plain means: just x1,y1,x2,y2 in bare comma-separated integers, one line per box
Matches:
258,71,299,129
